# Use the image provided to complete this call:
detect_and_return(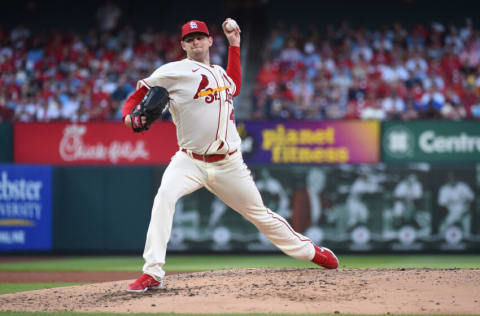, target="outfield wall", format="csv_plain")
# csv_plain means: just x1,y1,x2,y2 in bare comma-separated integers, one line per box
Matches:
1,121,479,253
0,123,12,163
160,163,480,253
51,166,154,252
